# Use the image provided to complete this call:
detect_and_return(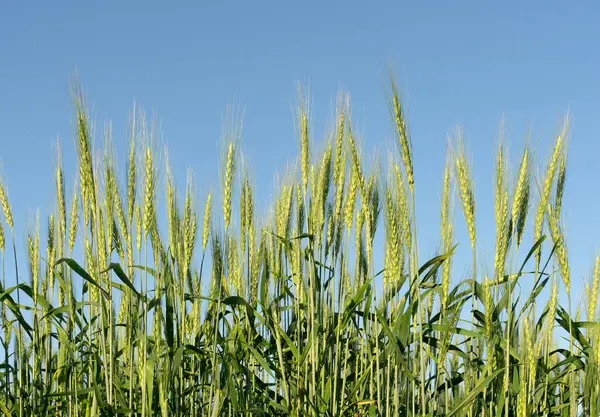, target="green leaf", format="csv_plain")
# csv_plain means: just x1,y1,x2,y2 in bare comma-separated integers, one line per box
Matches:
42,301,96,320
447,368,504,417
56,258,110,299
0,283,33,336
102,262,144,300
